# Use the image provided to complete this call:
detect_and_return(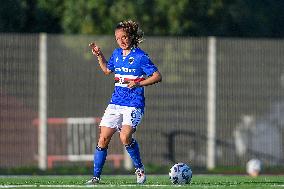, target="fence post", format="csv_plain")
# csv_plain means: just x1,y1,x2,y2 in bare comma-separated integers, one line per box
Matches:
38,33,48,170
207,37,217,170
